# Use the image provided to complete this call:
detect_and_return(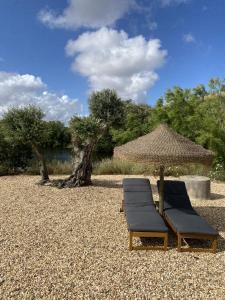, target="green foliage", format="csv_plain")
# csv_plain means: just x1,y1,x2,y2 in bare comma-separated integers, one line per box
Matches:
1,81,225,182
94,134,114,159
69,116,103,148
151,98,169,126
3,105,46,146
93,159,211,177
43,121,71,149
112,101,152,145
195,94,225,163
209,160,225,181
93,159,153,175
0,121,32,172
157,87,203,139
89,89,125,128
69,90,125,162
208,77,225,94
